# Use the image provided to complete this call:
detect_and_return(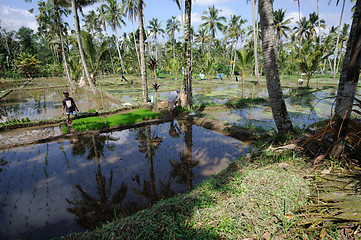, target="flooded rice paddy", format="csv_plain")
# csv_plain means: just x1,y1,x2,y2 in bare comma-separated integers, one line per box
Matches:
0,121,248,240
